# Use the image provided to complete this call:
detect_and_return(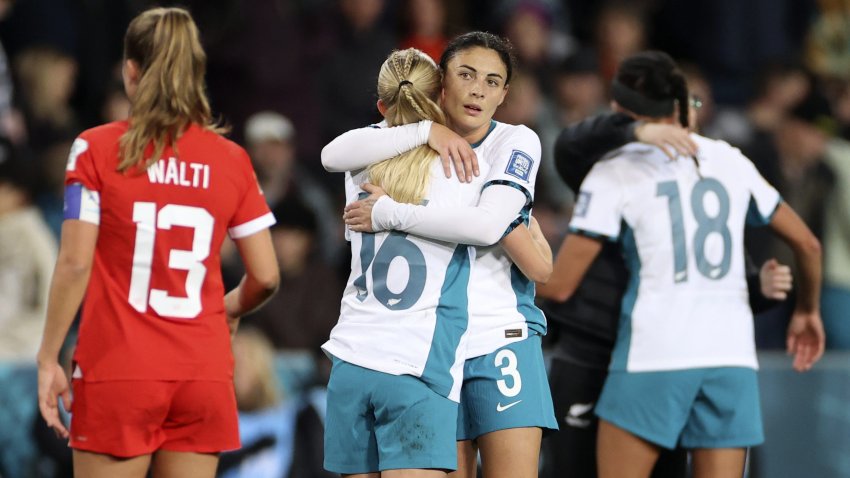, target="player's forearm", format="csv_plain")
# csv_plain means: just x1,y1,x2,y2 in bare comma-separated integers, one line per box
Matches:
321,122,431,172
37,259,92,365
224,273,279,319
536,234,603,302
792,239,822,313
500,225,552,283
769,203,822,313
372,186,527,246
